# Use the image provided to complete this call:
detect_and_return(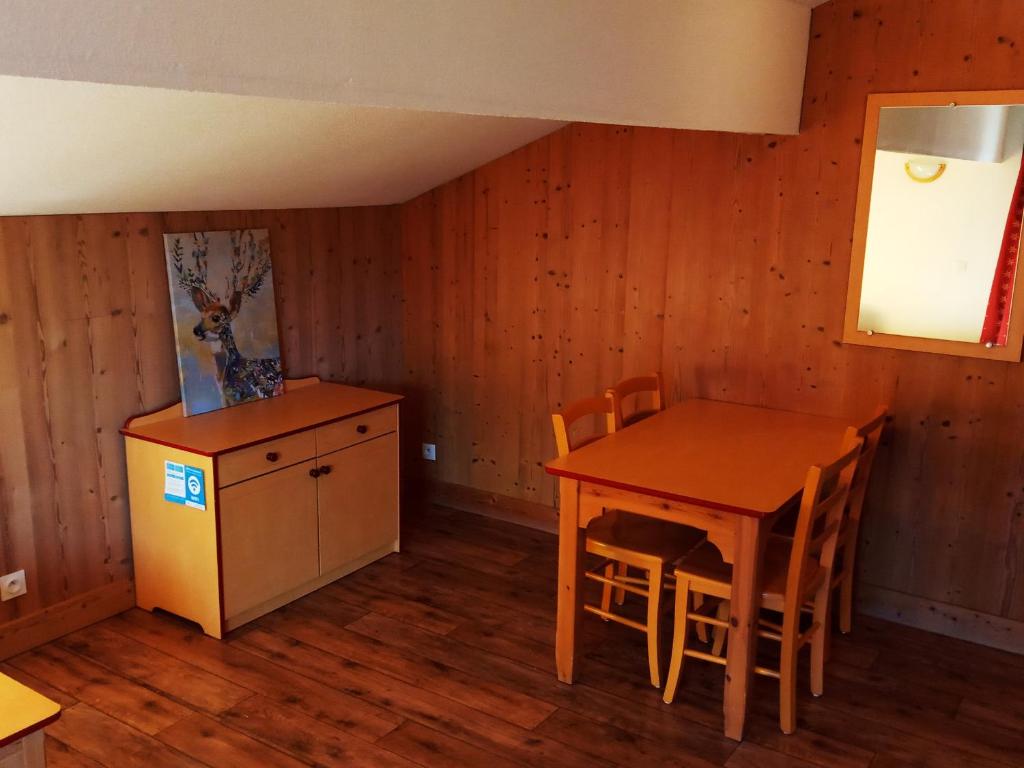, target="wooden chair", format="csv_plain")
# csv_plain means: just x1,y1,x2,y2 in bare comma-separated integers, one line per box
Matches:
661,431,862,733
552,394,705,688
833,406,887,634
709,406,887,652
604,372,668,605
606,372,666,429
